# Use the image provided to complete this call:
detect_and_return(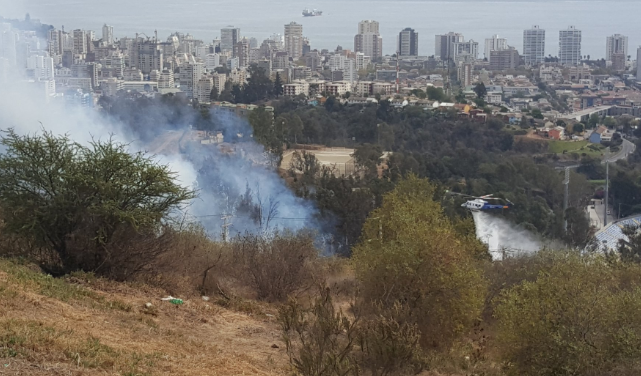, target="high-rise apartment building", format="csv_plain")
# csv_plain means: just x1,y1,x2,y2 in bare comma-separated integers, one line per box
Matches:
284,22,303,60
452,40,479,61
637,47,641,82
47,29,63,56
435,32,464,61
354,20,383,60
606,34,628,62
523,25,545,65
233,38,250,67
27,55,55,80
72,29,87,55
489,47,520,71
102,24,114,45
398,28,418,57
484,35,507,62
131,38,163,74
179,61,205,98
220,26,240,52
559,26,581,66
